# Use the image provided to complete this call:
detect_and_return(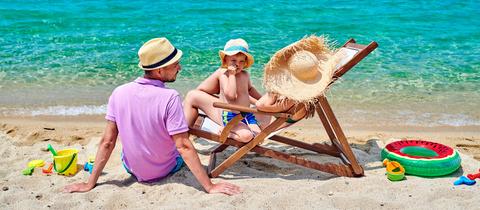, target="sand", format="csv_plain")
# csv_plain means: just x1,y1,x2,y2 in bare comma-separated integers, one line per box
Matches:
0,116,479,210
